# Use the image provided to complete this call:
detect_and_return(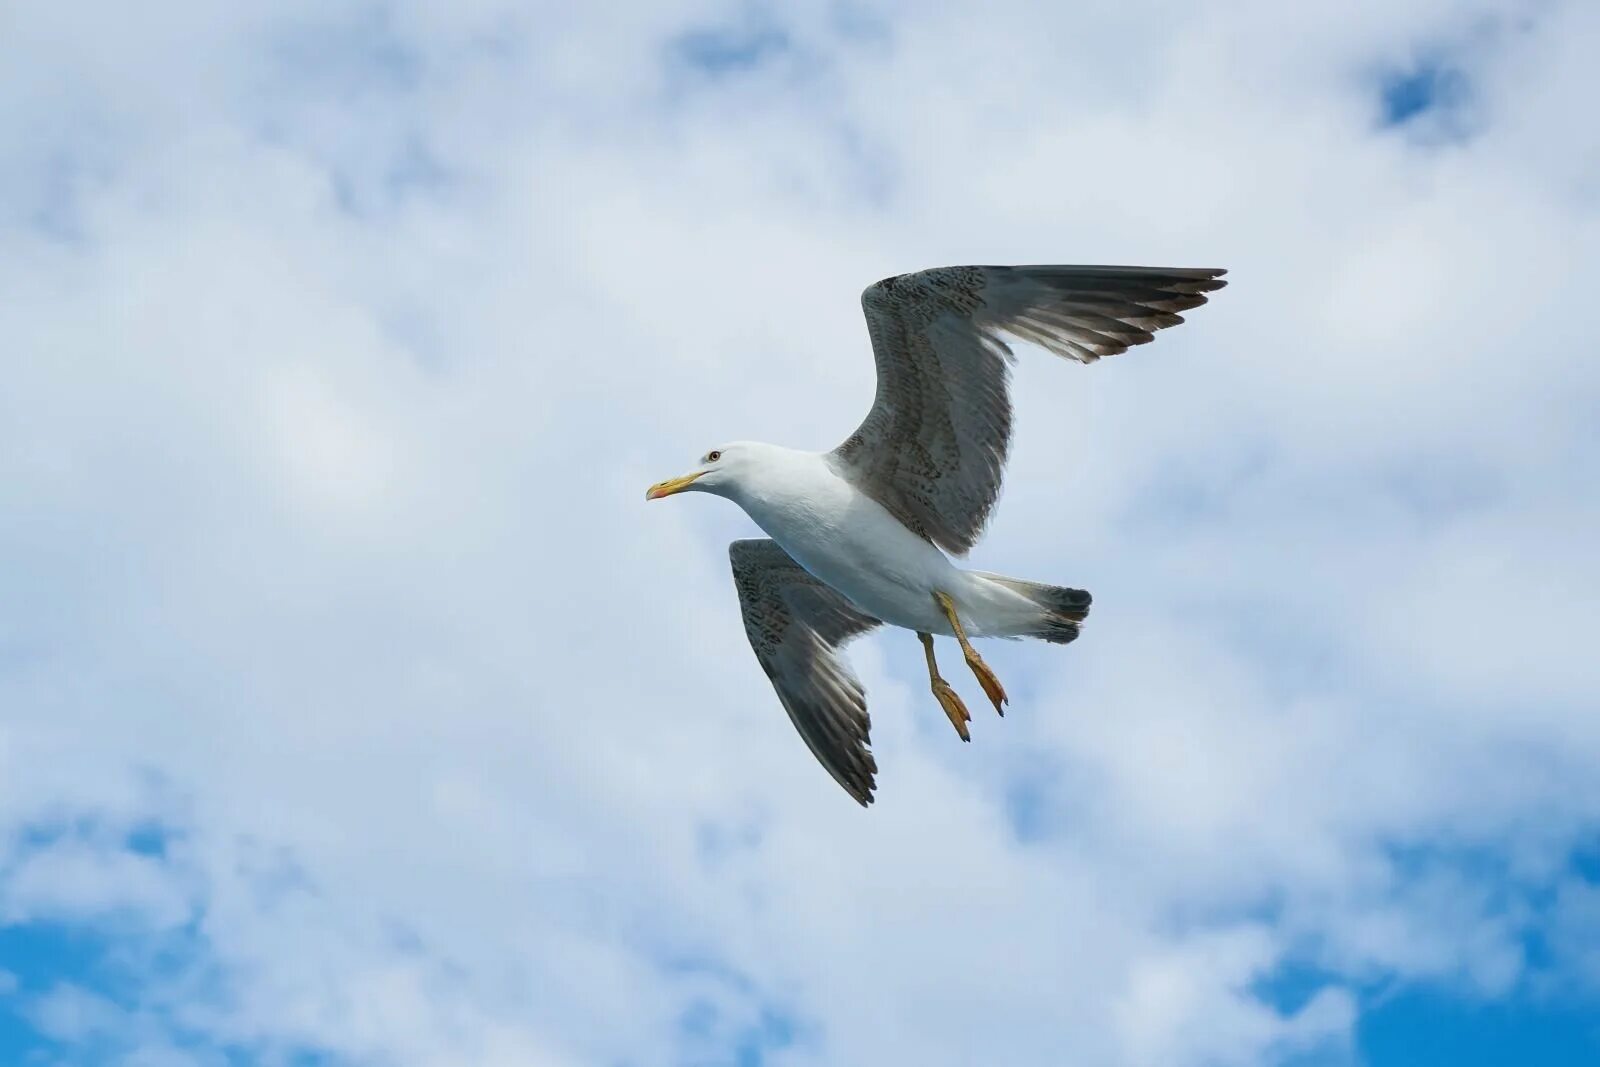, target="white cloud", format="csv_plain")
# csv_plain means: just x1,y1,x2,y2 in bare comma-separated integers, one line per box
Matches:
26,983,128,1044
0,838,192,931
1,1,1598,1065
